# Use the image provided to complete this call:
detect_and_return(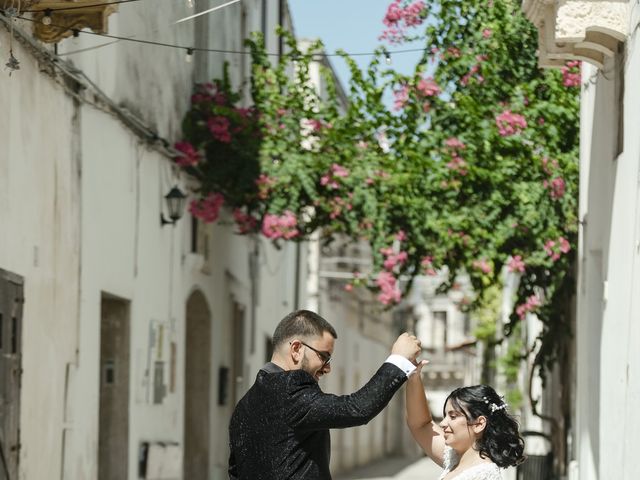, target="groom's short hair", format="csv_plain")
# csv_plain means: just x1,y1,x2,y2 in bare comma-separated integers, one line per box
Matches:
272,309,337,349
